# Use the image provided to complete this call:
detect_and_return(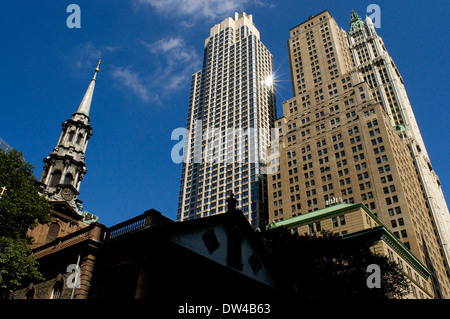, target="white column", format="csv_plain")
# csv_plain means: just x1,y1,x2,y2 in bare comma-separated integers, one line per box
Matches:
62,163,69,184
44,162,55,185
57,128,65,146
80,131,89,152
82,140,89,154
